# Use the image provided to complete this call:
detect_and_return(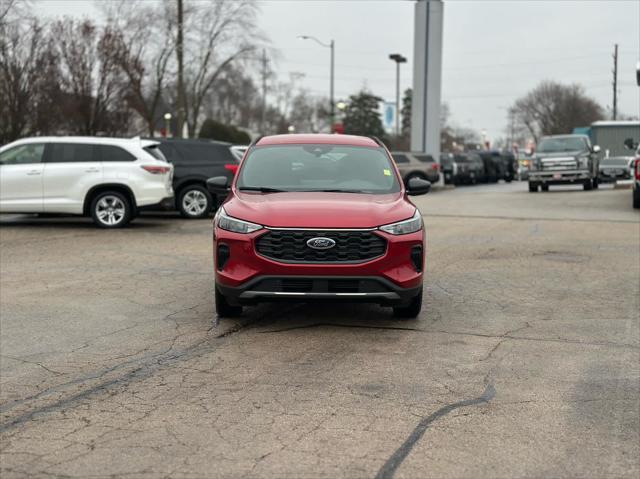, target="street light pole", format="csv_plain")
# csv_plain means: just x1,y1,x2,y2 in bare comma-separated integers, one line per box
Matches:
389,54,407,138
163,113,172,138
299,35,335,132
